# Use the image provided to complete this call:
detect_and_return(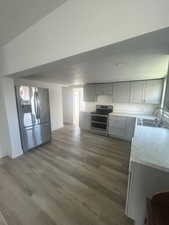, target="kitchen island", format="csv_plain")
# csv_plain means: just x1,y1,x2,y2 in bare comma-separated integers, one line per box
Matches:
126,124,169,225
